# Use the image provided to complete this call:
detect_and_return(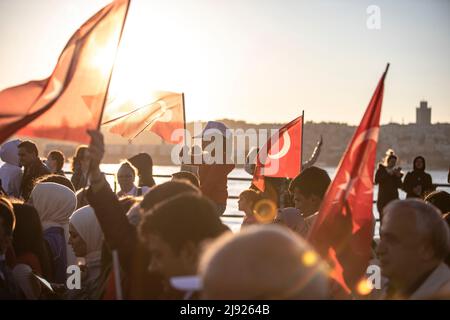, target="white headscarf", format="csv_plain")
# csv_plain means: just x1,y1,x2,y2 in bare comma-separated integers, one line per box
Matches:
30,182,77,266
69,206,103,275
